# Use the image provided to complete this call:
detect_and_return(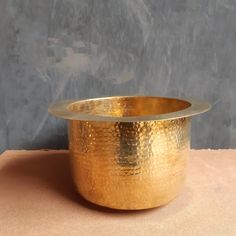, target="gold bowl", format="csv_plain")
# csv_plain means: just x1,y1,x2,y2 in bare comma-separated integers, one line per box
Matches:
49,96,210,210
